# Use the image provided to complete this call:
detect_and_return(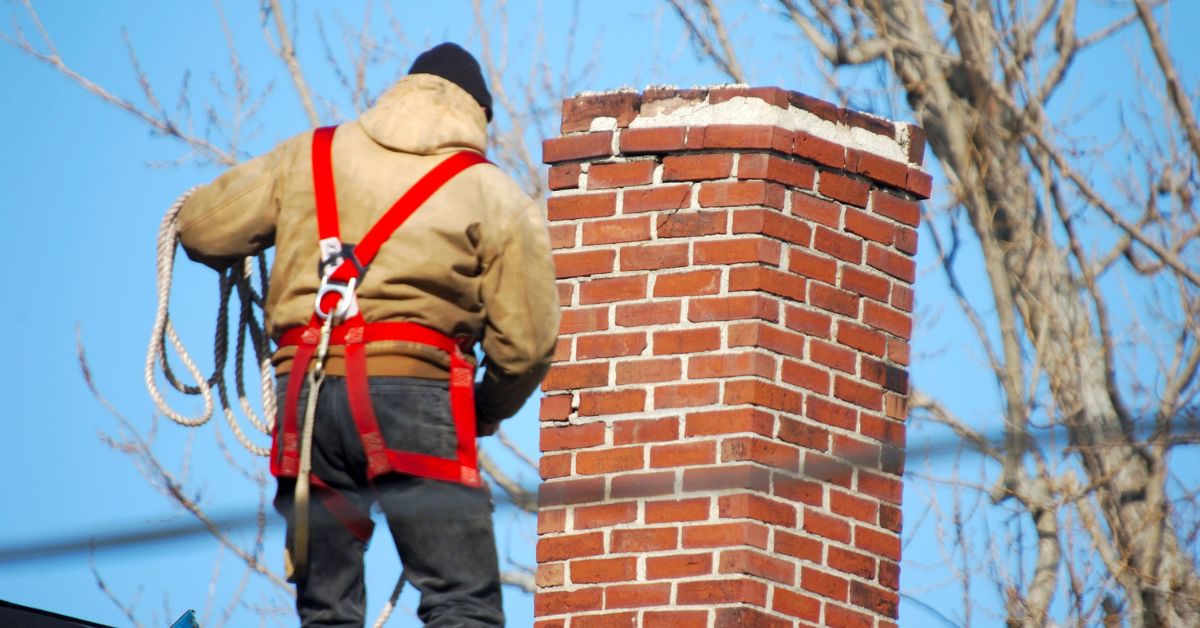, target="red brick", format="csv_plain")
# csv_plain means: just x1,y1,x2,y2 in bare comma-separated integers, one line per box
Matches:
888,337,910,366
676,578,768,606
719,549,795,585
791,192,841,228
569,556,636,584
612,416,678,445
604,583,672,609
855,526,900,561
610,471,674,499
837,321,887,356
534,587,602,616
685,408,775,438
788,247,838,285
543,363,608,391
866,243,915,282
884,393,908,420
610,526,678,552
615,357,681,384
732,208,812,245
781,359,829,394
548,163,581,190
622,184,692,213
619,126,687,153
850,580,900,618
582,216,651,245
801,566,849,601
895,225,918,255
573,502,638,530
828,546,876,579
559,307,609,335
858,470,902,504
792,131,845,168
548,192,617,220
663,153,733,181
774,475,825,506
810,282,860,318
645,497,710,523
863,301,912,340
652,327,721,354
540,453,571,480
542,422,605,451
834,375,884,411
775,530,823,563
578,389,646,416
715,607,791,628
879,559,900,590
723,378,803,413
694,238,782,266
579,275,647,304
553,337,572,361
614,301,681,327
548,223,576,249
907,168,933,198
855,152,908,189
805,508,852,544
543,132,613,163
845,207,894,244
681,464,771,494
688,295,779,323
540,477,605,507
568,612,638,627
824,604,873,628
655,210,727,238
576,331,647,359
830,489,879,525
718,493,797,527
619,242,688,271
537,531,605,562
808,402,858,440
698,180,786,209
650,440,716,467
646,553,712,579
859,414,905,448
688,351,776,380
778,416,831,452
809,339,856,374
576,446,645,475
694,124,789,151
720,436,800,471
539,508,566,534
727,322,807,359
905,123,927,164
737,153,815,189
813,226,864,263
540,394,572,421
643,610,708,628
819,171,869,207
861,357,909,394
773,587,822,622
708,86,790,108
840,266,891,302
654,382,720,409
587,160,655,189
729,265,806,302
561,93,640,133
653,269,721,298
870,190,920,227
